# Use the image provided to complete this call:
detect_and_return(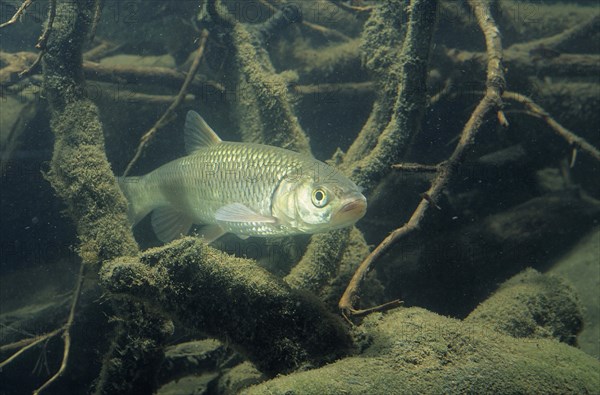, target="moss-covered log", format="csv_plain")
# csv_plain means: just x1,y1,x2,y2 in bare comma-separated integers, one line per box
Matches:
245,308,599,394
284,228,350,292
465,268,583,344
41,2,170,394
99,237,353,376
244,270,598,394
42,0,138,265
